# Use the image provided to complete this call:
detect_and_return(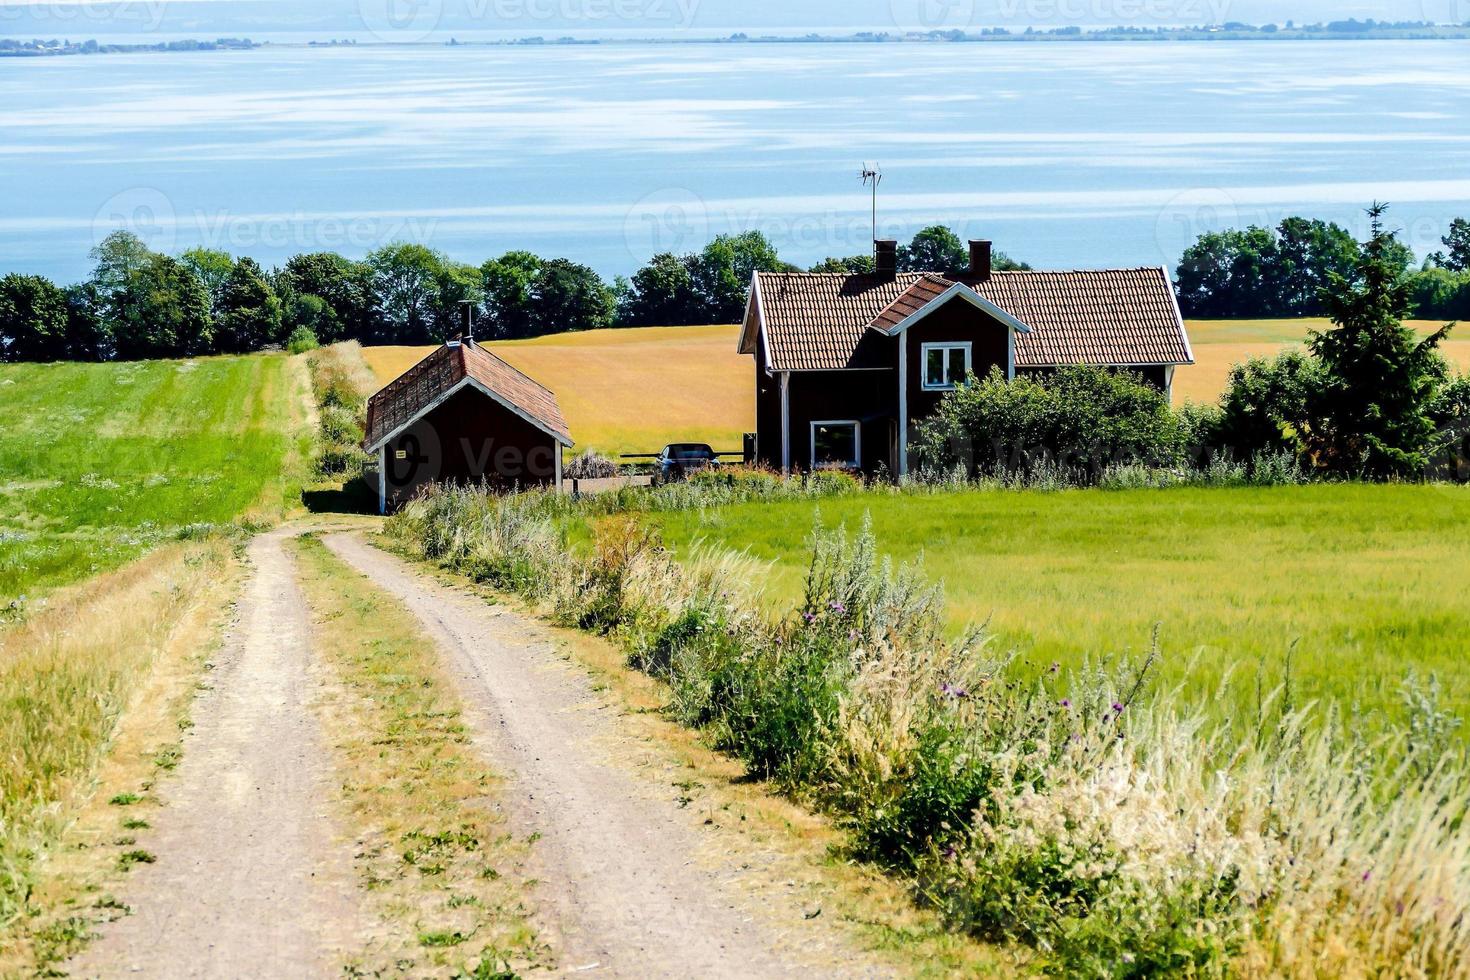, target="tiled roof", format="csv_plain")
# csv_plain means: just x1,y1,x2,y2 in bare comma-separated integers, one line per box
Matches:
746,267,1192,371
363,342,572,450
